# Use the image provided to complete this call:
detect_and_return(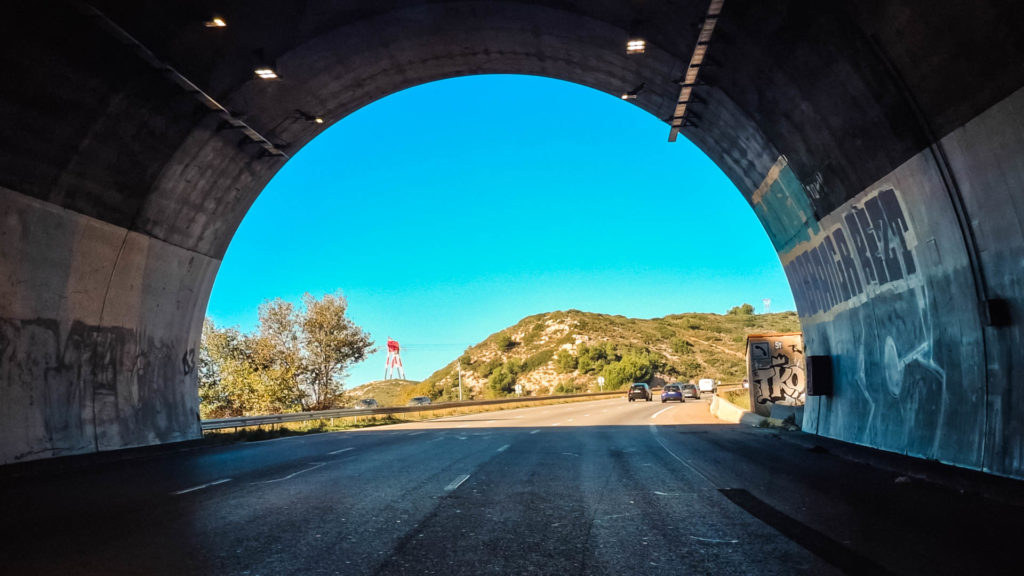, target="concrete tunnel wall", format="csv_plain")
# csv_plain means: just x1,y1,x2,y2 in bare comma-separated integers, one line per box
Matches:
1,0,1023,477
